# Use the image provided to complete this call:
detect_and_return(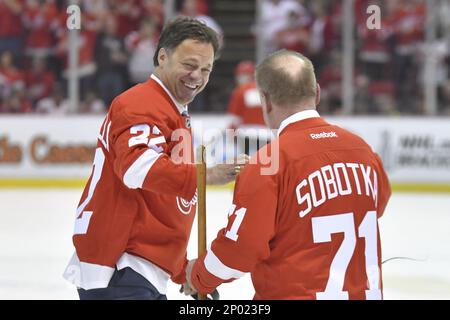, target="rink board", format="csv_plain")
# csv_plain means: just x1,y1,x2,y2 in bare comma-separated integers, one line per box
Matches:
1,115,449,188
